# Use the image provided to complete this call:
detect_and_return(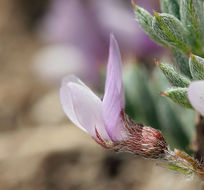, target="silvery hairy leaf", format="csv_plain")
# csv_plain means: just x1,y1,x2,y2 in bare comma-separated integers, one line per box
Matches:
189,53,204,80
152,13,190,53
158,62,190,87
173,49,192,78
180,0,203,54
133,5,166,46
160,0,180,19
162,88,192,108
